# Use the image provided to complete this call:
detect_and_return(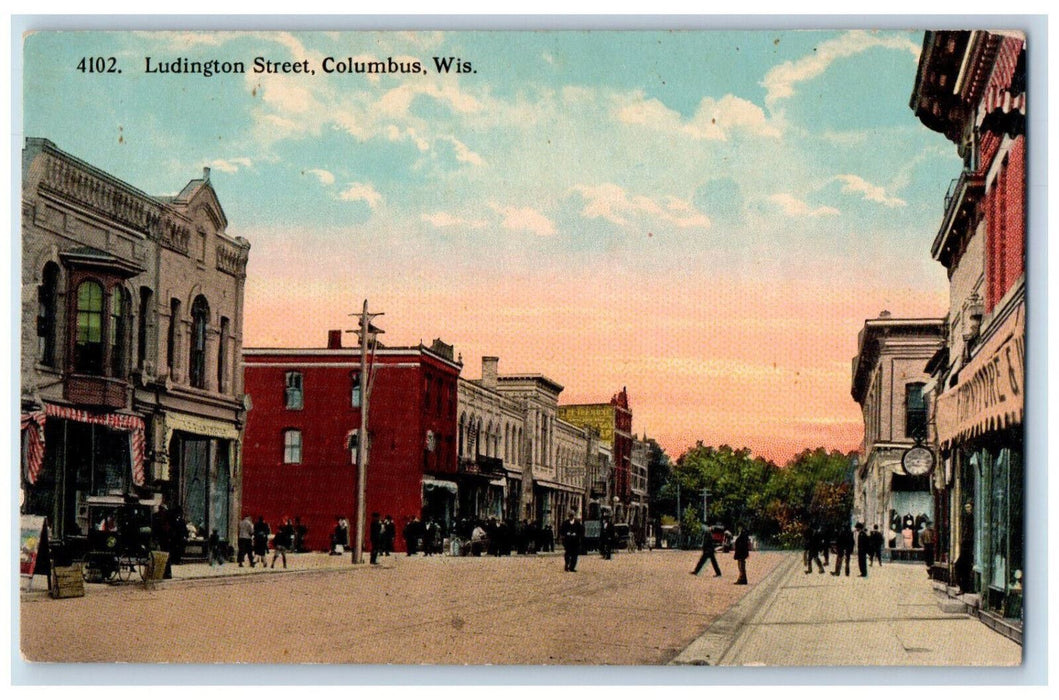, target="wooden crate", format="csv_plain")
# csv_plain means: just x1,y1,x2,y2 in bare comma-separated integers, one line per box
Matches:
50,565,85,599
